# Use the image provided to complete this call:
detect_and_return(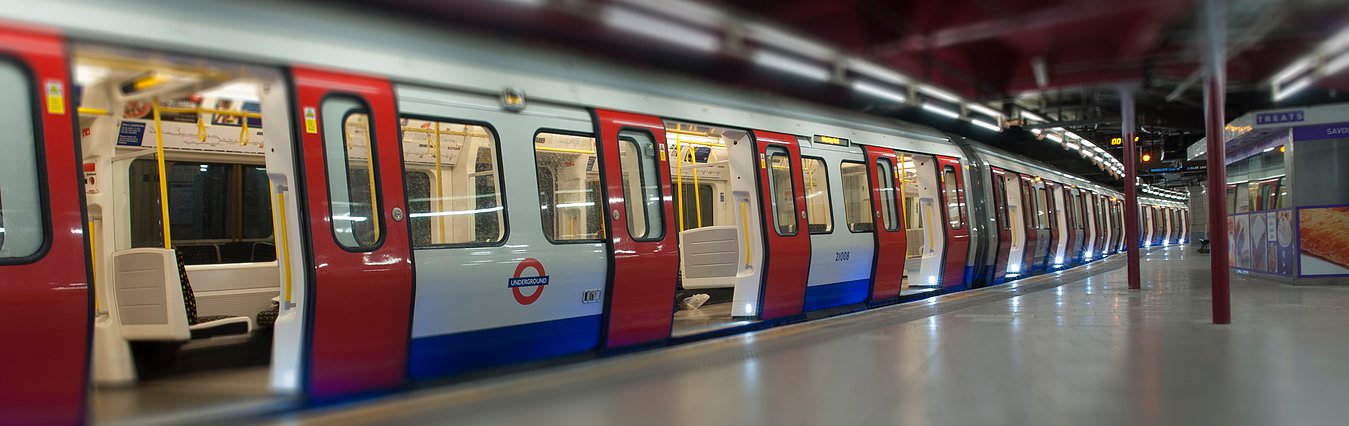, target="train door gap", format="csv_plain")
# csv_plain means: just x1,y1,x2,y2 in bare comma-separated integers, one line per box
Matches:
664,121,762,337
901,153,941,295
73,45,295,423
